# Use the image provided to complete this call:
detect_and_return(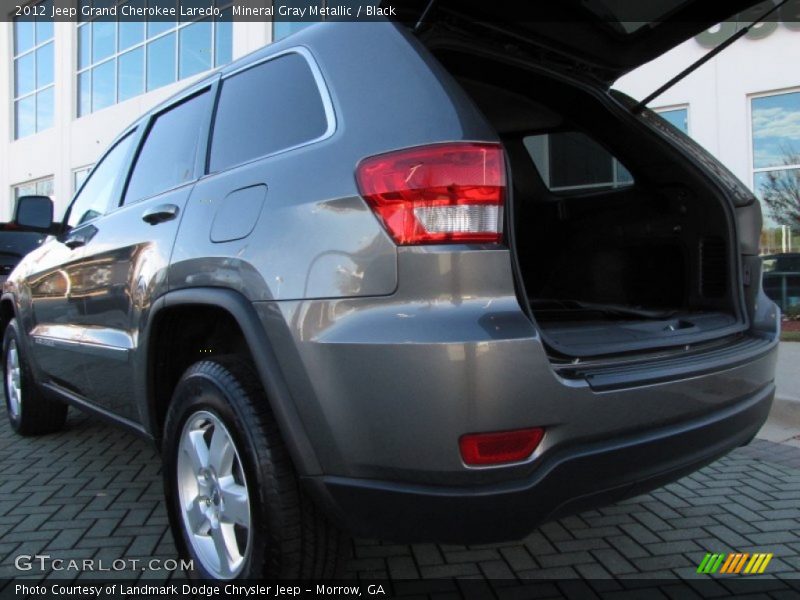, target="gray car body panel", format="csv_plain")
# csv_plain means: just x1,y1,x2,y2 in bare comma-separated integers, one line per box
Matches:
1,20,780,541
251,247,778,484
